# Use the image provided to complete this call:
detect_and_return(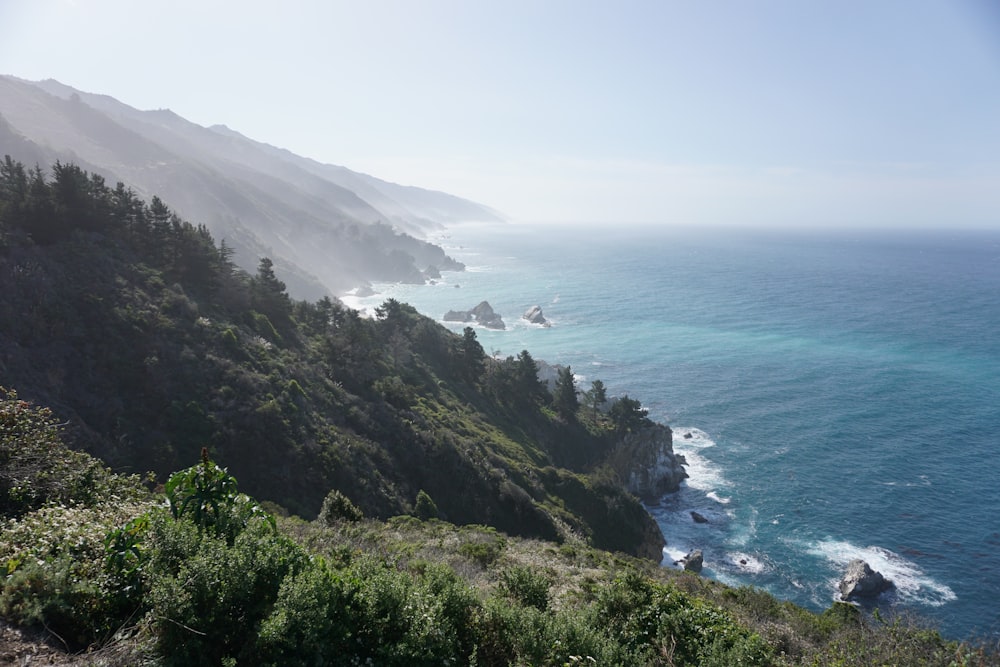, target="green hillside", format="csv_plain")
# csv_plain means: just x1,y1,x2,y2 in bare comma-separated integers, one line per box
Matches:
0,157,662,557
0,158,995,665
